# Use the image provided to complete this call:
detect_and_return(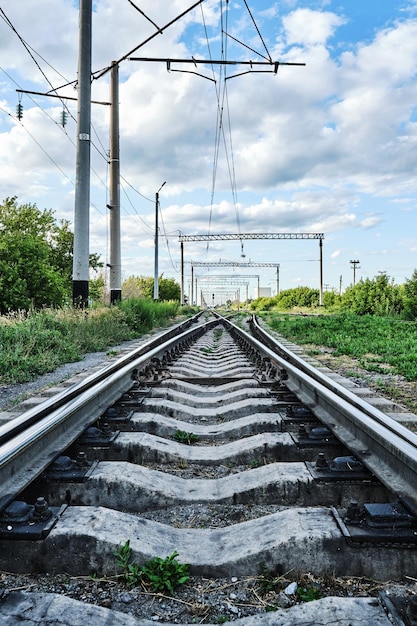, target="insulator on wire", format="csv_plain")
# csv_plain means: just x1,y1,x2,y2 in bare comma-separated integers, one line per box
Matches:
16,102,23,120
61,110,67,127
